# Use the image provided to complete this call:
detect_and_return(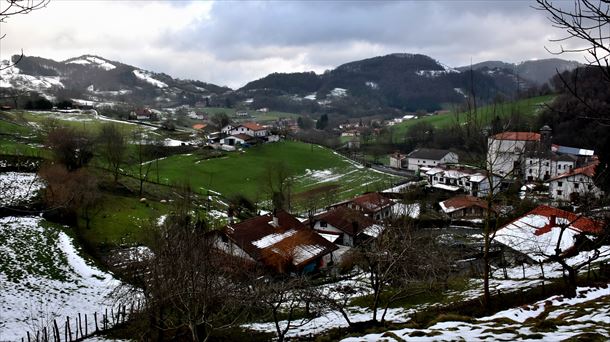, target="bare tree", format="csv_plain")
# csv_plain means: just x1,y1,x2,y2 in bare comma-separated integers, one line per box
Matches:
97,123,127,183
125,187,249,341
0,0,50,70
263,161,294,211
536,0,610,81
45,126,94,171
